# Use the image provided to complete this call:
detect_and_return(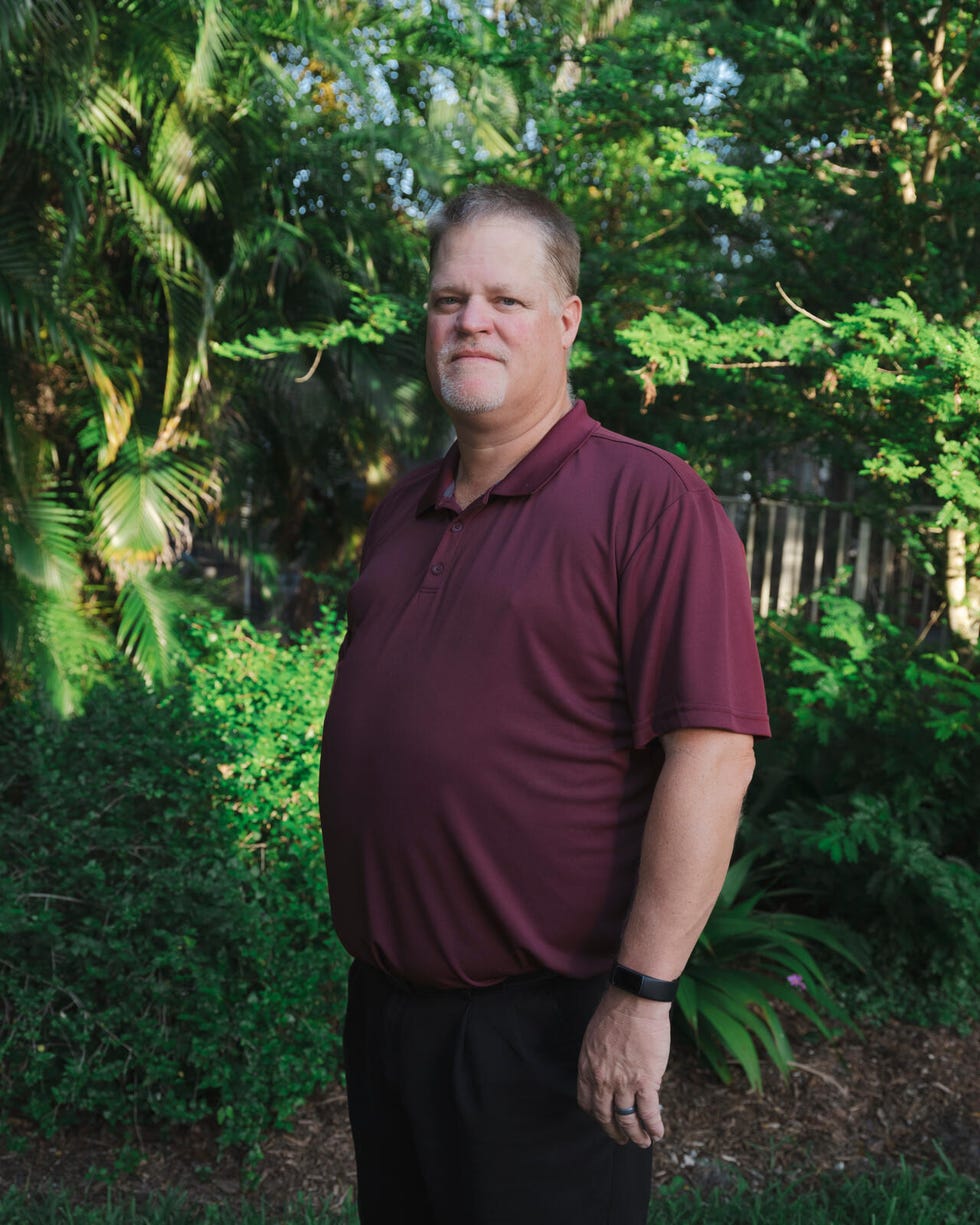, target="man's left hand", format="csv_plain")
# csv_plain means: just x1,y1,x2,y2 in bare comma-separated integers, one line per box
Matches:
576,987,671,1148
